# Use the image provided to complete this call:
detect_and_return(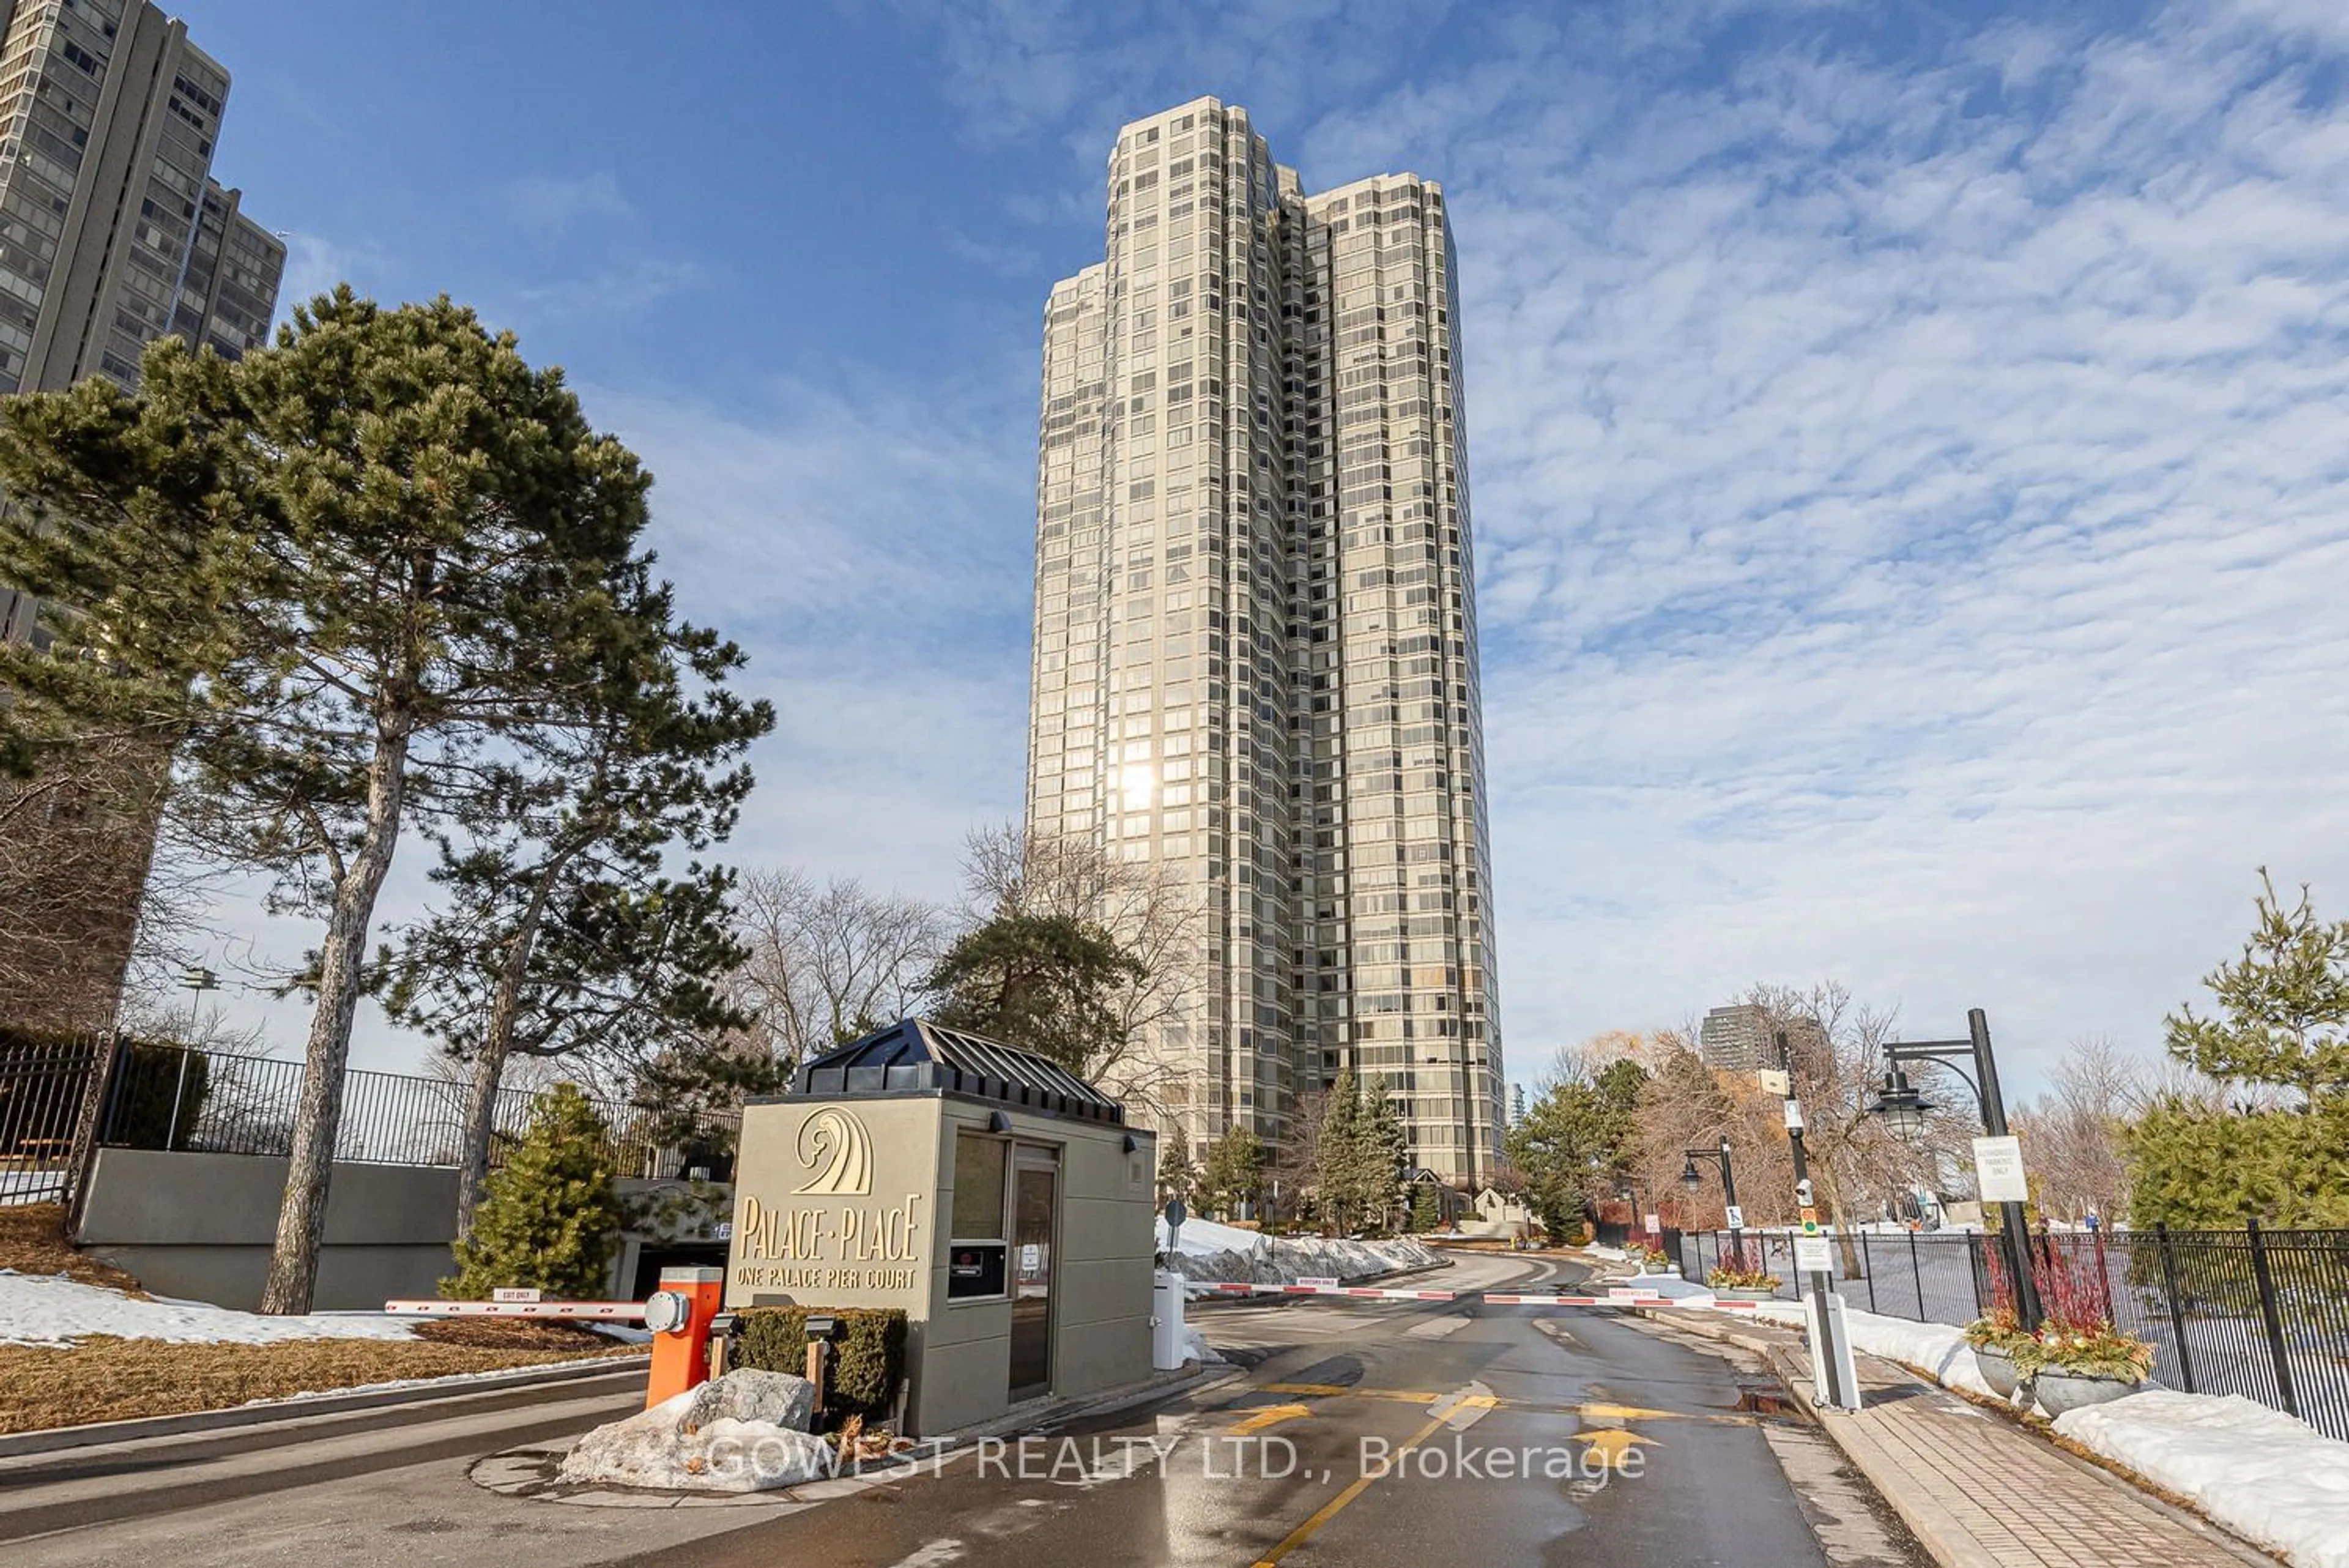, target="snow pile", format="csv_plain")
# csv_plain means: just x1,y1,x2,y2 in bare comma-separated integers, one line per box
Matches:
1841,1310,1997,1398
559,1370,833,1493
1157,1216,1274,1287
1154,1217,1442,1287
1581,1244,1628,1261
0,1270,419,1347
1614,1274,1713,1301
1178,1323,1222,1365
2056,1392,2349,1568
1745,1300,1996,1397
